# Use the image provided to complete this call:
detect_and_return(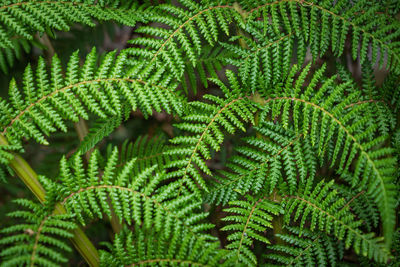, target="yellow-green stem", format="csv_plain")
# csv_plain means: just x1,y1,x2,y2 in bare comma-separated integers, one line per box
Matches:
0,135,100,266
